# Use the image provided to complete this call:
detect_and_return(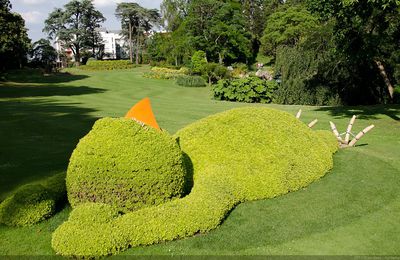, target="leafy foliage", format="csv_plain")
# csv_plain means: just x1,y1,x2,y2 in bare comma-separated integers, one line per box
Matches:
143,66,188,79
43,0,105,65
66,118,187,213
260,5,319,56
52,107,337,257
213,77,278,103
0,0,31,70
79,60,137,71
30,39,58,73
176,75,207,87
0,172,66,226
